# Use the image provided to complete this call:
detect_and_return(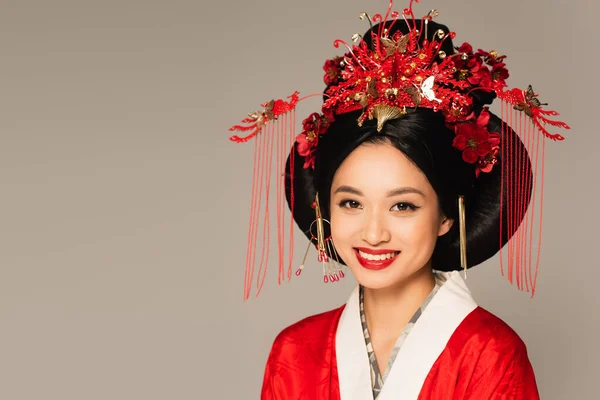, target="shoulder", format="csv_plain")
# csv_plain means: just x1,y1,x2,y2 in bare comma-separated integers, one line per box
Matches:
272,305,346,347
264,305,345,372
449,306,530,366
262,306,346,396
461,306,527,349
426,307,539,398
